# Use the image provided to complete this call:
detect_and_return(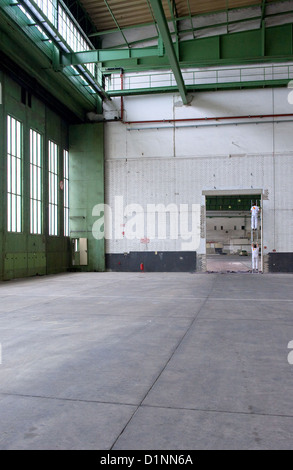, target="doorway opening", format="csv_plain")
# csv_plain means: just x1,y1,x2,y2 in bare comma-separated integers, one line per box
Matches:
205,193,262,273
